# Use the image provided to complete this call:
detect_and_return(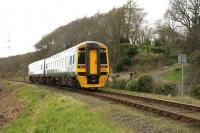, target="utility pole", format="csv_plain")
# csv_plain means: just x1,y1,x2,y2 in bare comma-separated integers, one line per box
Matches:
5,33,13,57
178,54,186,96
